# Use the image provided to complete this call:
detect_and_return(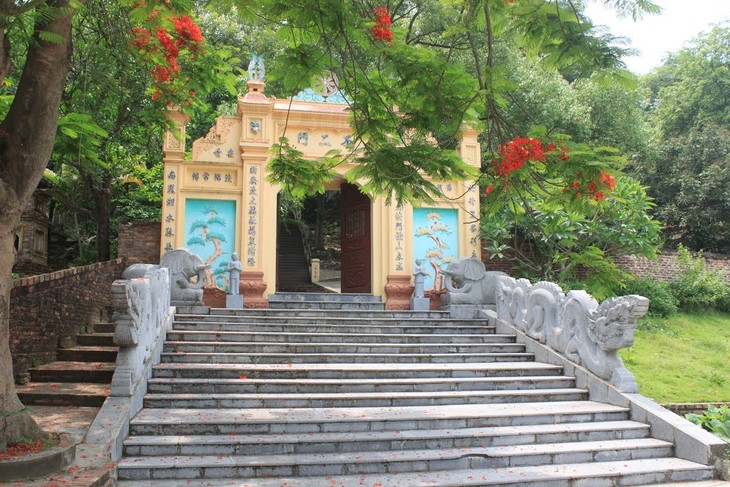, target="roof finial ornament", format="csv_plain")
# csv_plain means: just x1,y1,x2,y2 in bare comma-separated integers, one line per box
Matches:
246,54,266,94
248,54,265,81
